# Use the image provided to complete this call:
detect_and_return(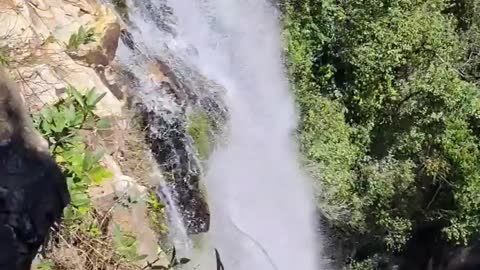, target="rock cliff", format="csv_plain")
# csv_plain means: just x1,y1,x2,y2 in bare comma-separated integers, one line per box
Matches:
0,0,227,267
